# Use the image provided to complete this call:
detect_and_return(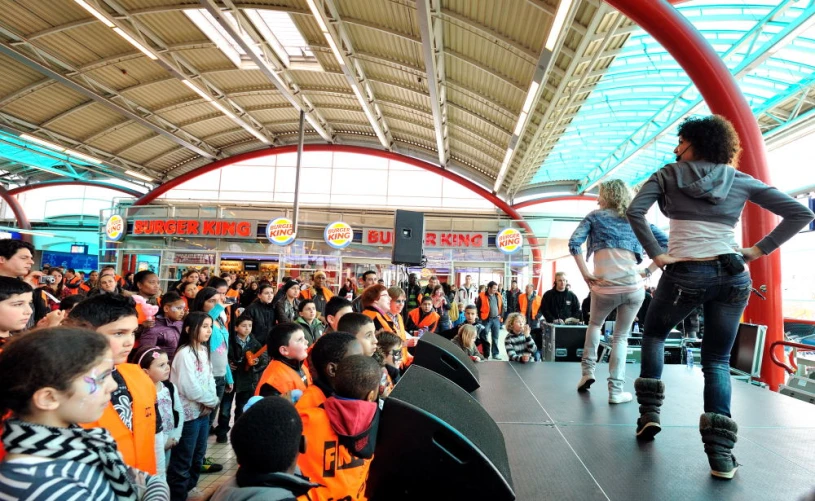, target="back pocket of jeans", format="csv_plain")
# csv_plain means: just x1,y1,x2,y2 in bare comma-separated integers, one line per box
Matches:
725,283,752,304
670,284,704,306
